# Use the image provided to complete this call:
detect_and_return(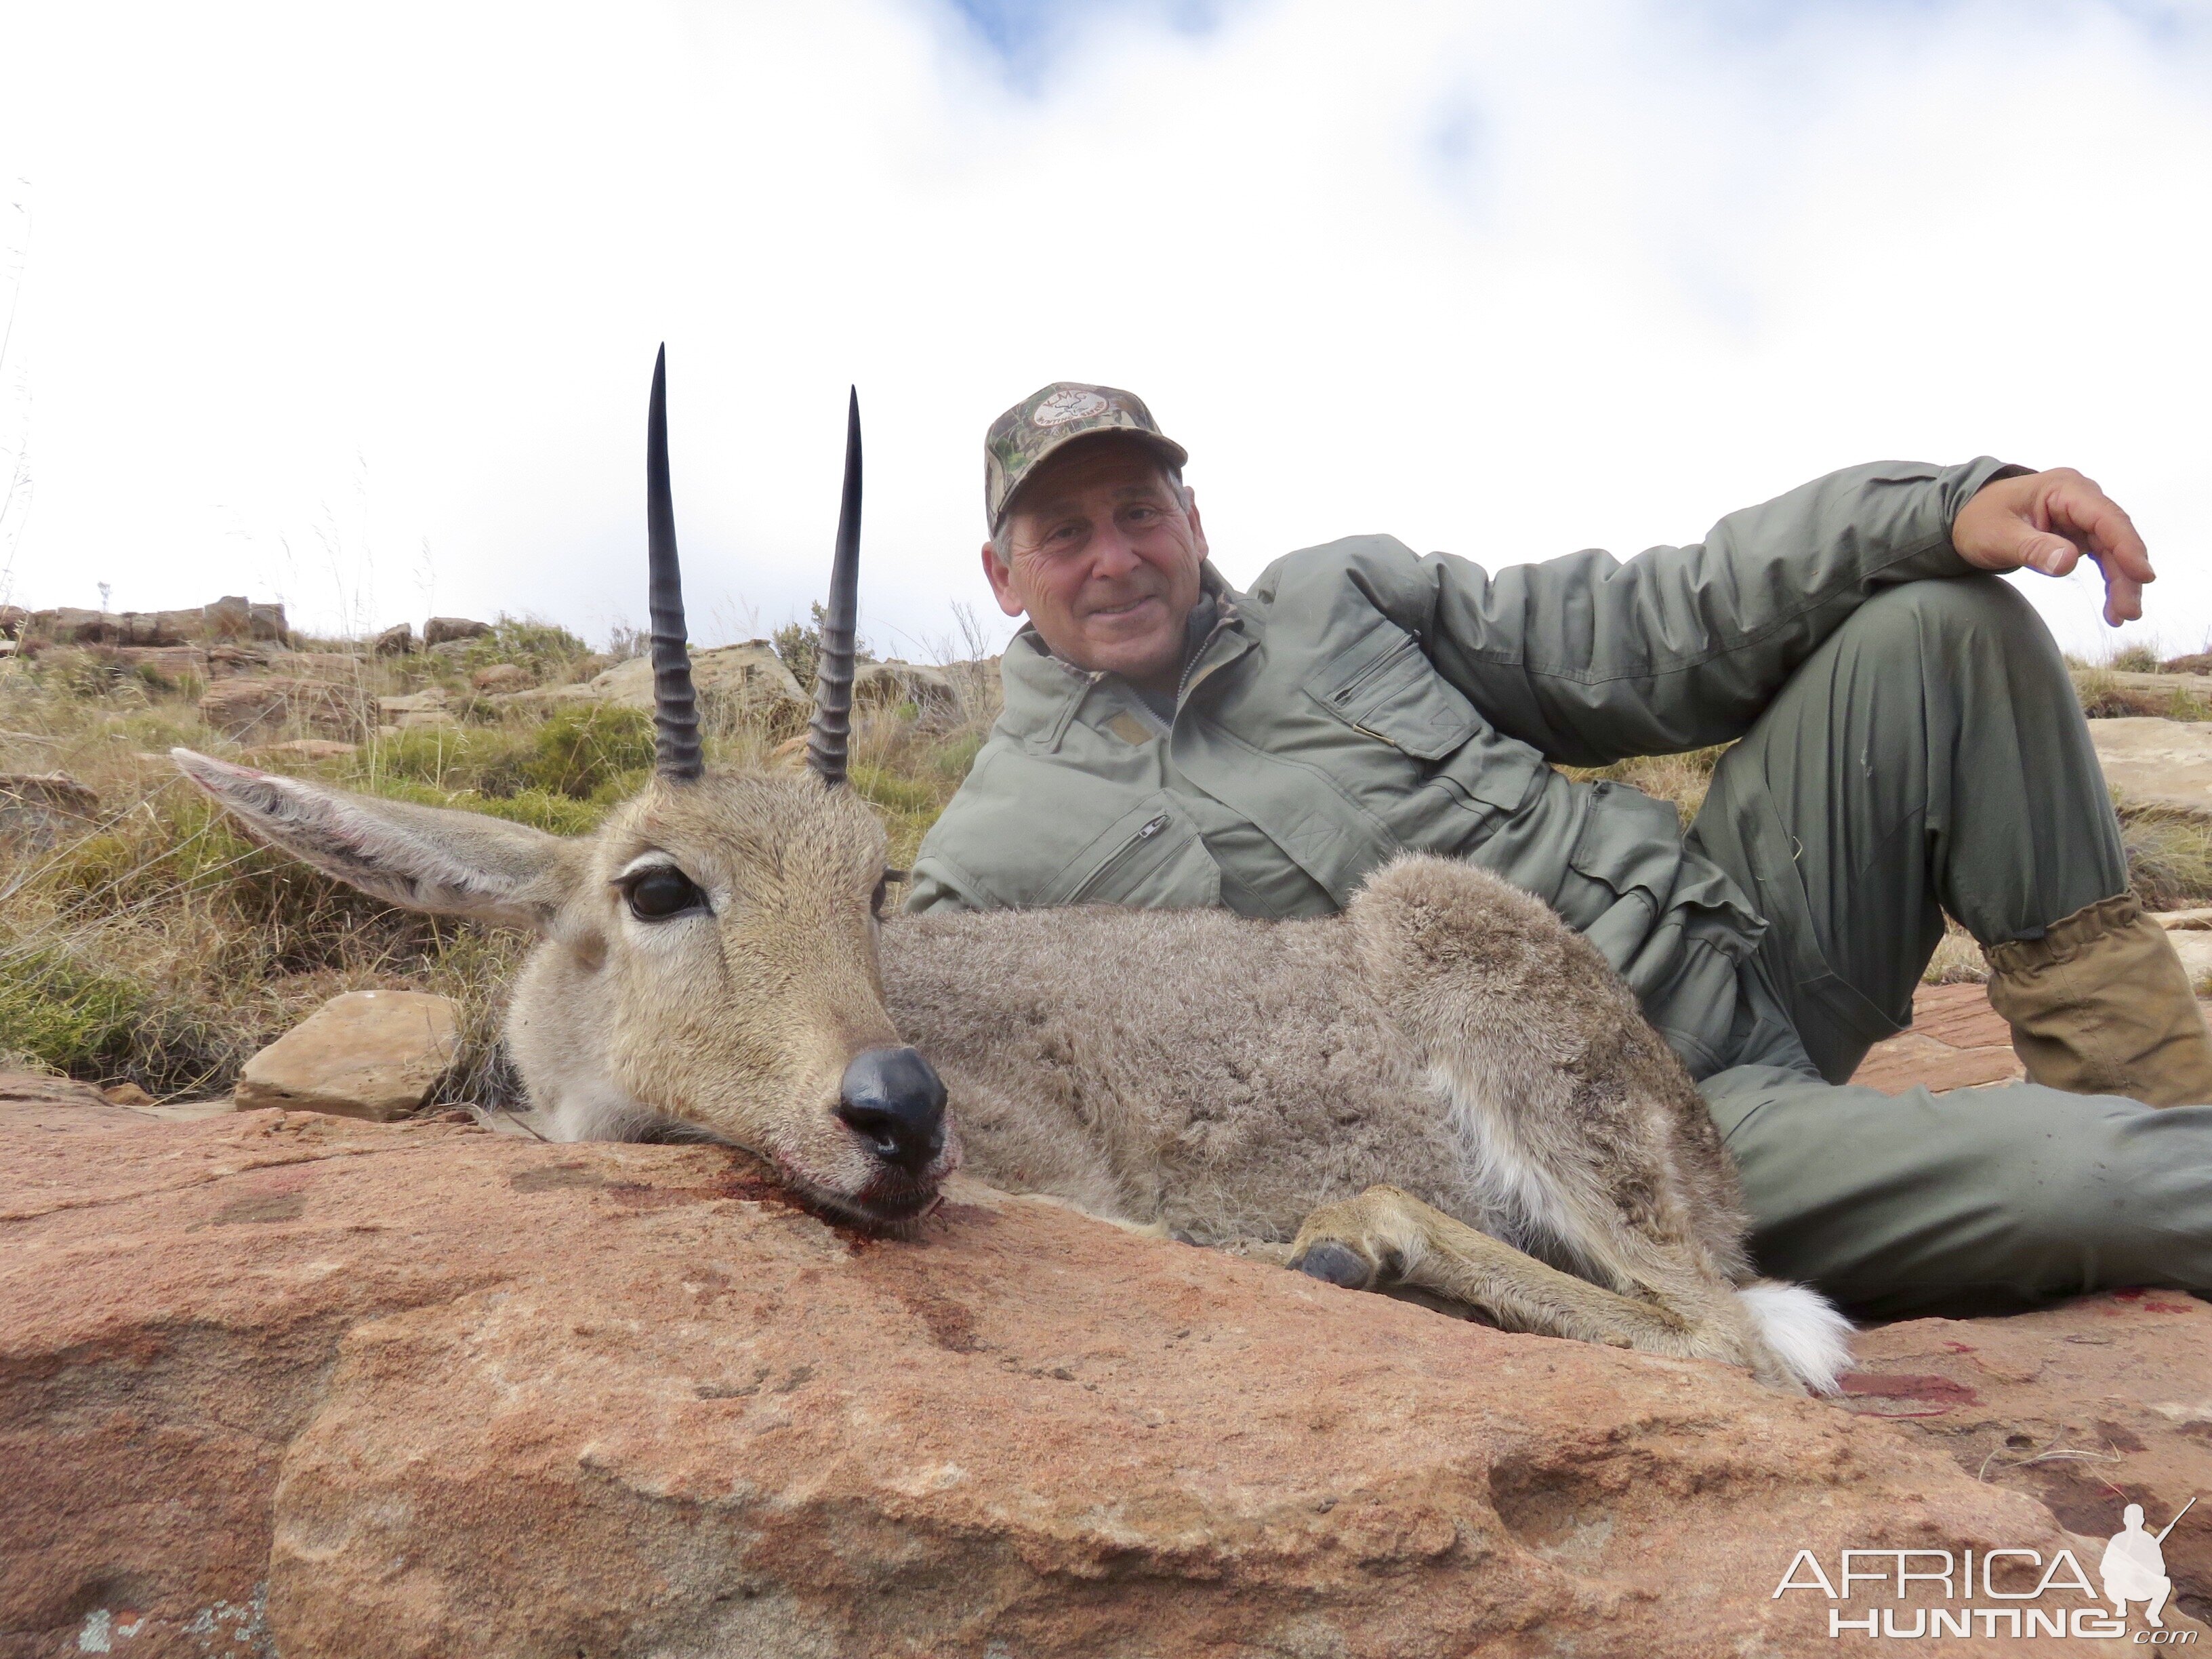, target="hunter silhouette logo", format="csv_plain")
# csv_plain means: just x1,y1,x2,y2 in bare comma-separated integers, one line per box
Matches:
2103,1498,2196,1631
1771,1496,2203,1641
